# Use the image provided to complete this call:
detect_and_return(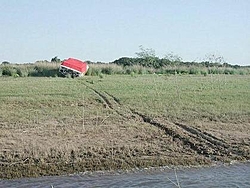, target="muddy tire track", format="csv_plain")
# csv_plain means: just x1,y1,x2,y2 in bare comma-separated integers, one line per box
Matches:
130,110,206,154
132,111,249,160
173,122,231,153
104,91,121,105
85,84,130,119
172,123,249,159
174,123,226,145
85,84,248,161
86,85,205,155
92,88,114,109
131,110,229,157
